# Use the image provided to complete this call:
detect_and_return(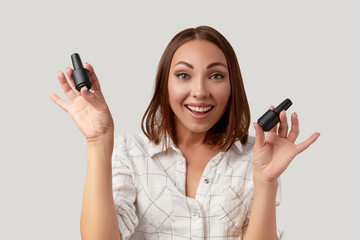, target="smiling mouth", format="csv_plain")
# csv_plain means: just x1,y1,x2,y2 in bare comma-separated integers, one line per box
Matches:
185,105,214,114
